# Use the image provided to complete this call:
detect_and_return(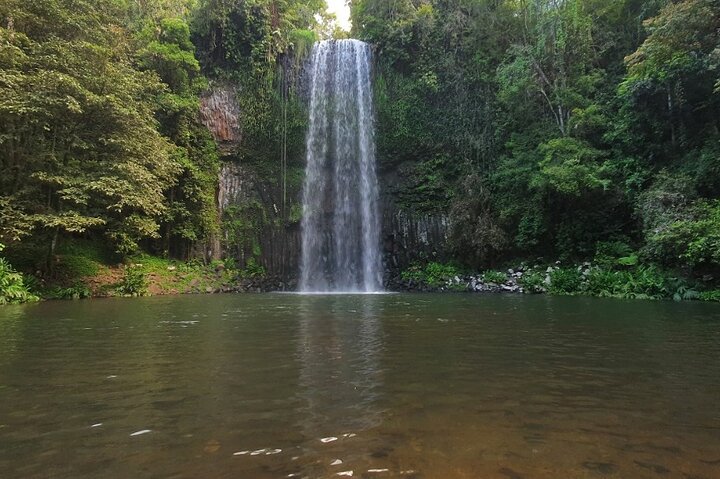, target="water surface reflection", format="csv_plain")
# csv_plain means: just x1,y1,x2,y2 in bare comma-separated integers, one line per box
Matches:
292,295,384,474
0,294,719,478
